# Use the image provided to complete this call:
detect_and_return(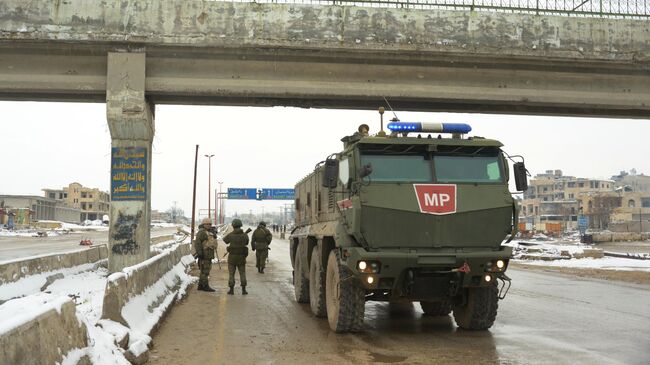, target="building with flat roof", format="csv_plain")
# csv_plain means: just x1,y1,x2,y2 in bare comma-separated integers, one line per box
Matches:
43,182,110,221
0,195,81,225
